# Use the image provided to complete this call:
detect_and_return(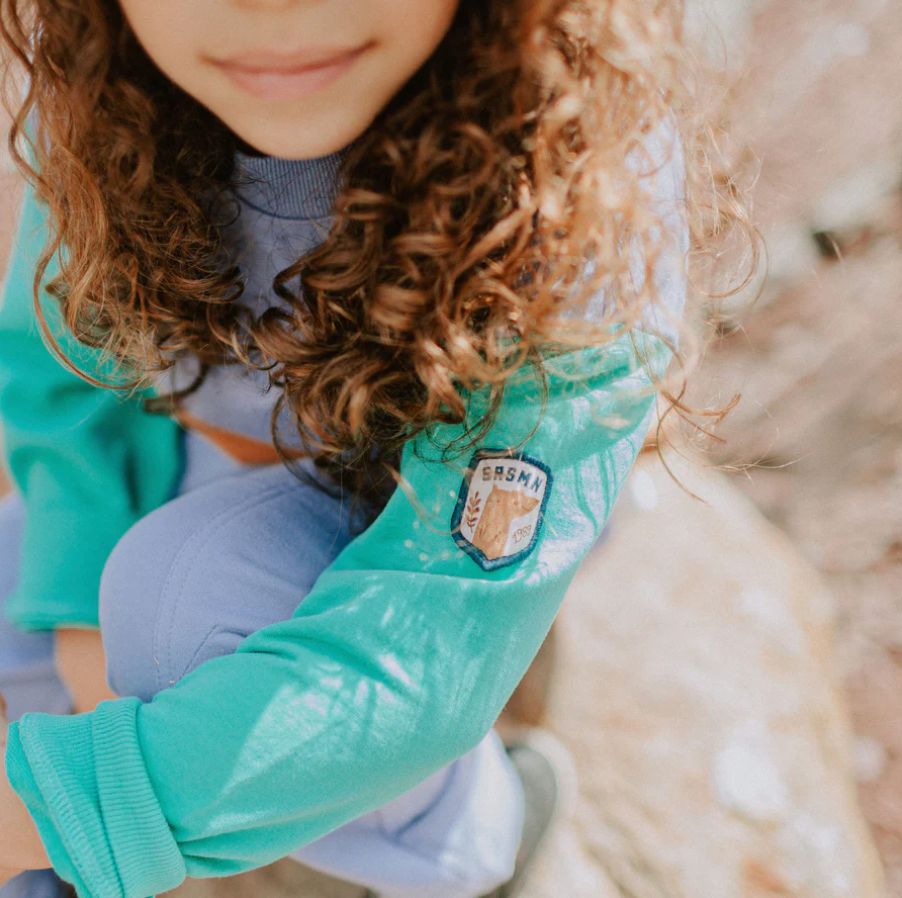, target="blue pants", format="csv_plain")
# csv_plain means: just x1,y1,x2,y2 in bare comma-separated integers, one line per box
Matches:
0,430,523,898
